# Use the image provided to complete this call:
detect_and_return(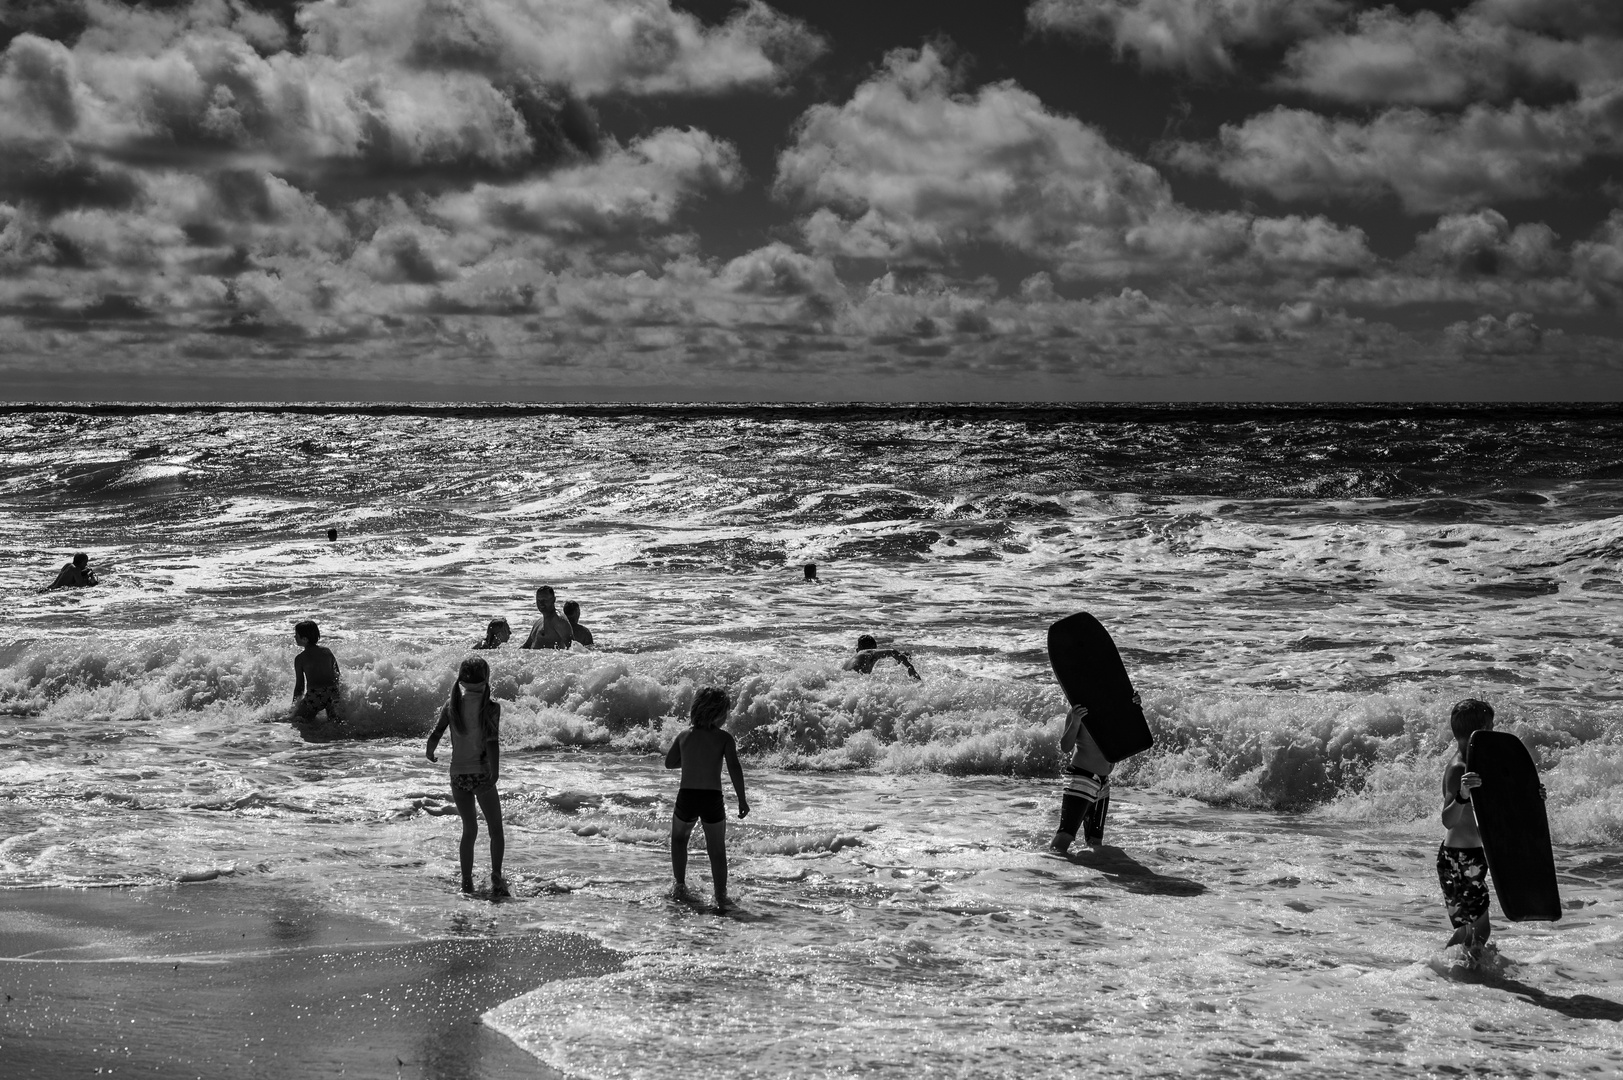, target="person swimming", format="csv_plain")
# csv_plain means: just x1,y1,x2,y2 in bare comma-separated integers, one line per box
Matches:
475,618,511,650
46,552,99,591
562,601,593,647
844,634,920,679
